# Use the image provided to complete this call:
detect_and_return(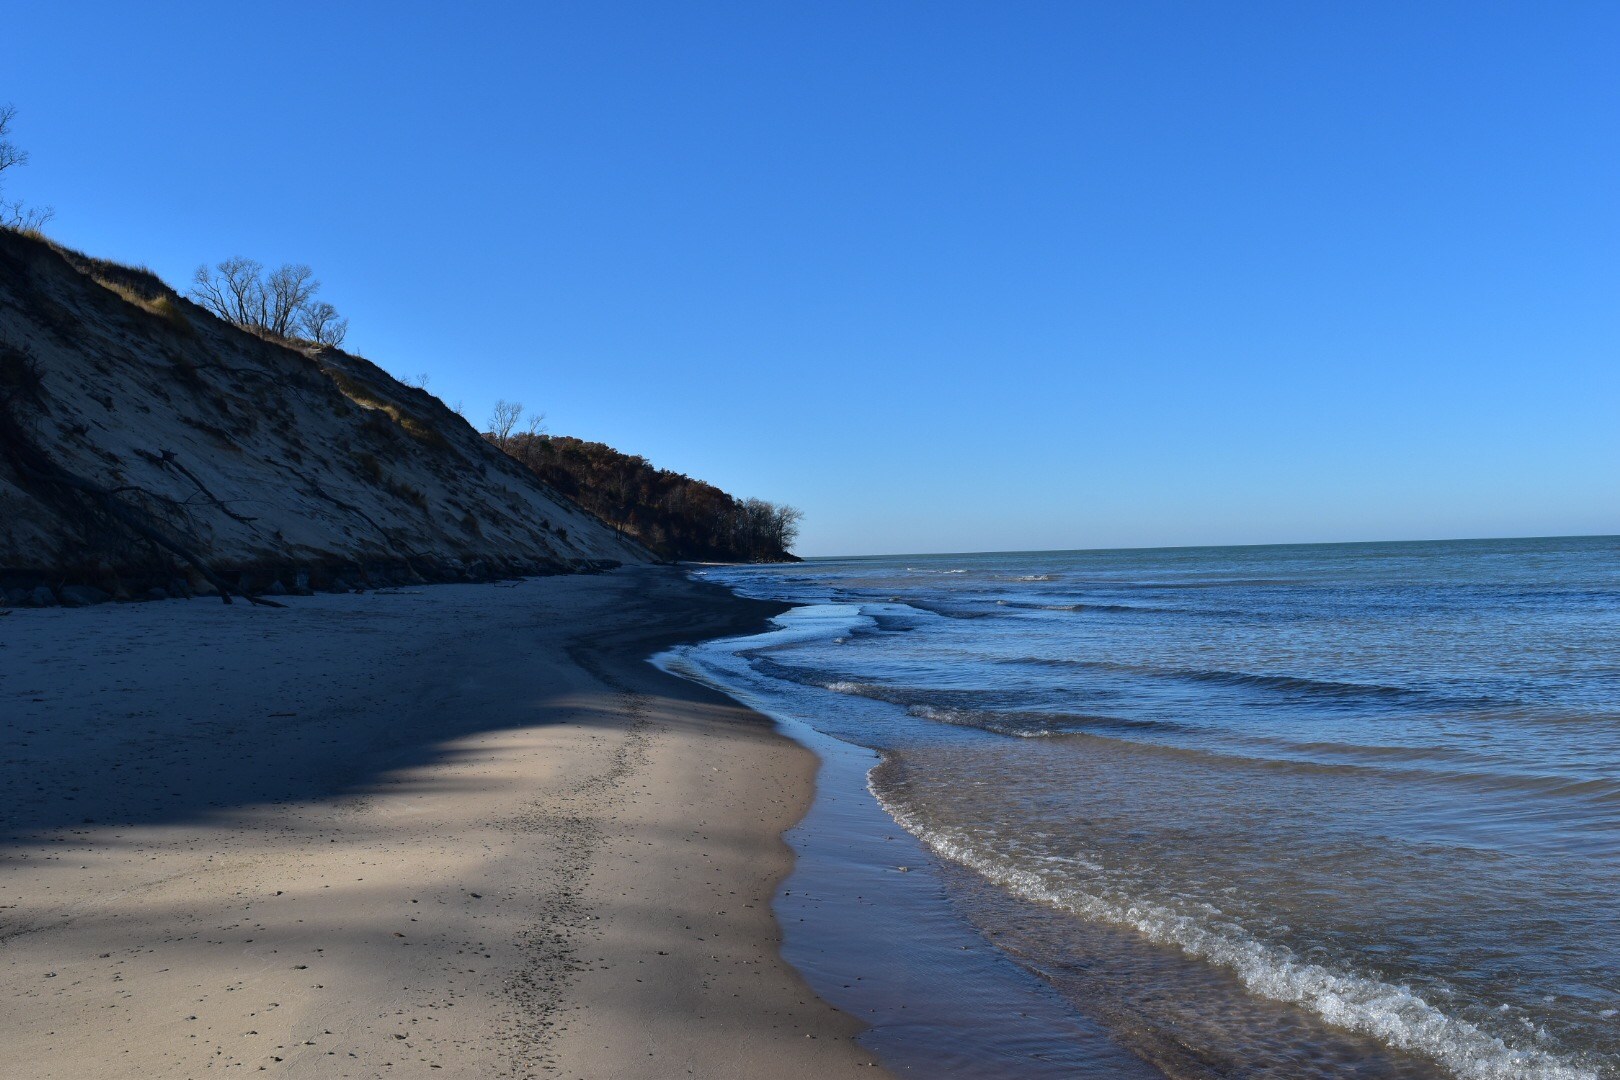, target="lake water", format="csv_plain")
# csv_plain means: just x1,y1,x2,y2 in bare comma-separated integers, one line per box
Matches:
663,536,1620,1079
